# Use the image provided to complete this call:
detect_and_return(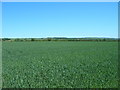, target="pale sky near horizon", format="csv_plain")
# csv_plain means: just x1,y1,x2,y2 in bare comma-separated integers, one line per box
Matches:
2,2,118,38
